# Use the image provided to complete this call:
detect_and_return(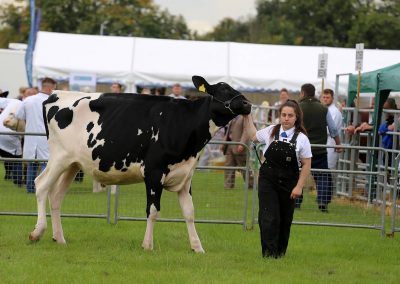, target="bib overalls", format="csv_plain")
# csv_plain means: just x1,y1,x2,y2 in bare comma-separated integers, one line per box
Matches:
258,130,299,258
